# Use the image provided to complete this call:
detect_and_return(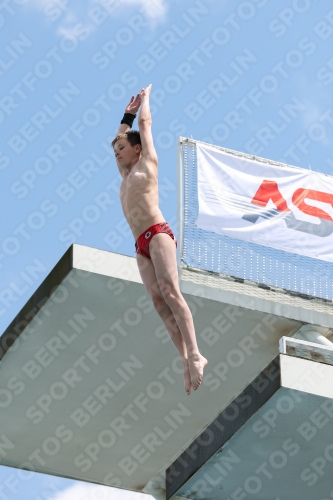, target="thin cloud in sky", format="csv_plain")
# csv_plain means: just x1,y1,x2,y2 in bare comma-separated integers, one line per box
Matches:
49,482,153,500
49,483,106,500
25,0,168,19
21,0,91,38
118,0,167,19
23,0,168,34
